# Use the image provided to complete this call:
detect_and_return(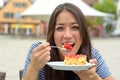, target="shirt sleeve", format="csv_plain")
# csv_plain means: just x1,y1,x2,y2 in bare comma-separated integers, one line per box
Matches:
92,48,112,79
22,42,41,77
